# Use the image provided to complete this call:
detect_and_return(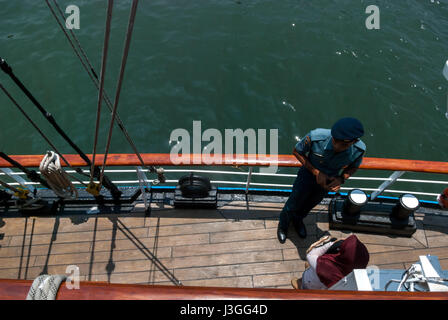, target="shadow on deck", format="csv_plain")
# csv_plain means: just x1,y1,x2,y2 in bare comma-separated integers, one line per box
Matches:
0,199,447,289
